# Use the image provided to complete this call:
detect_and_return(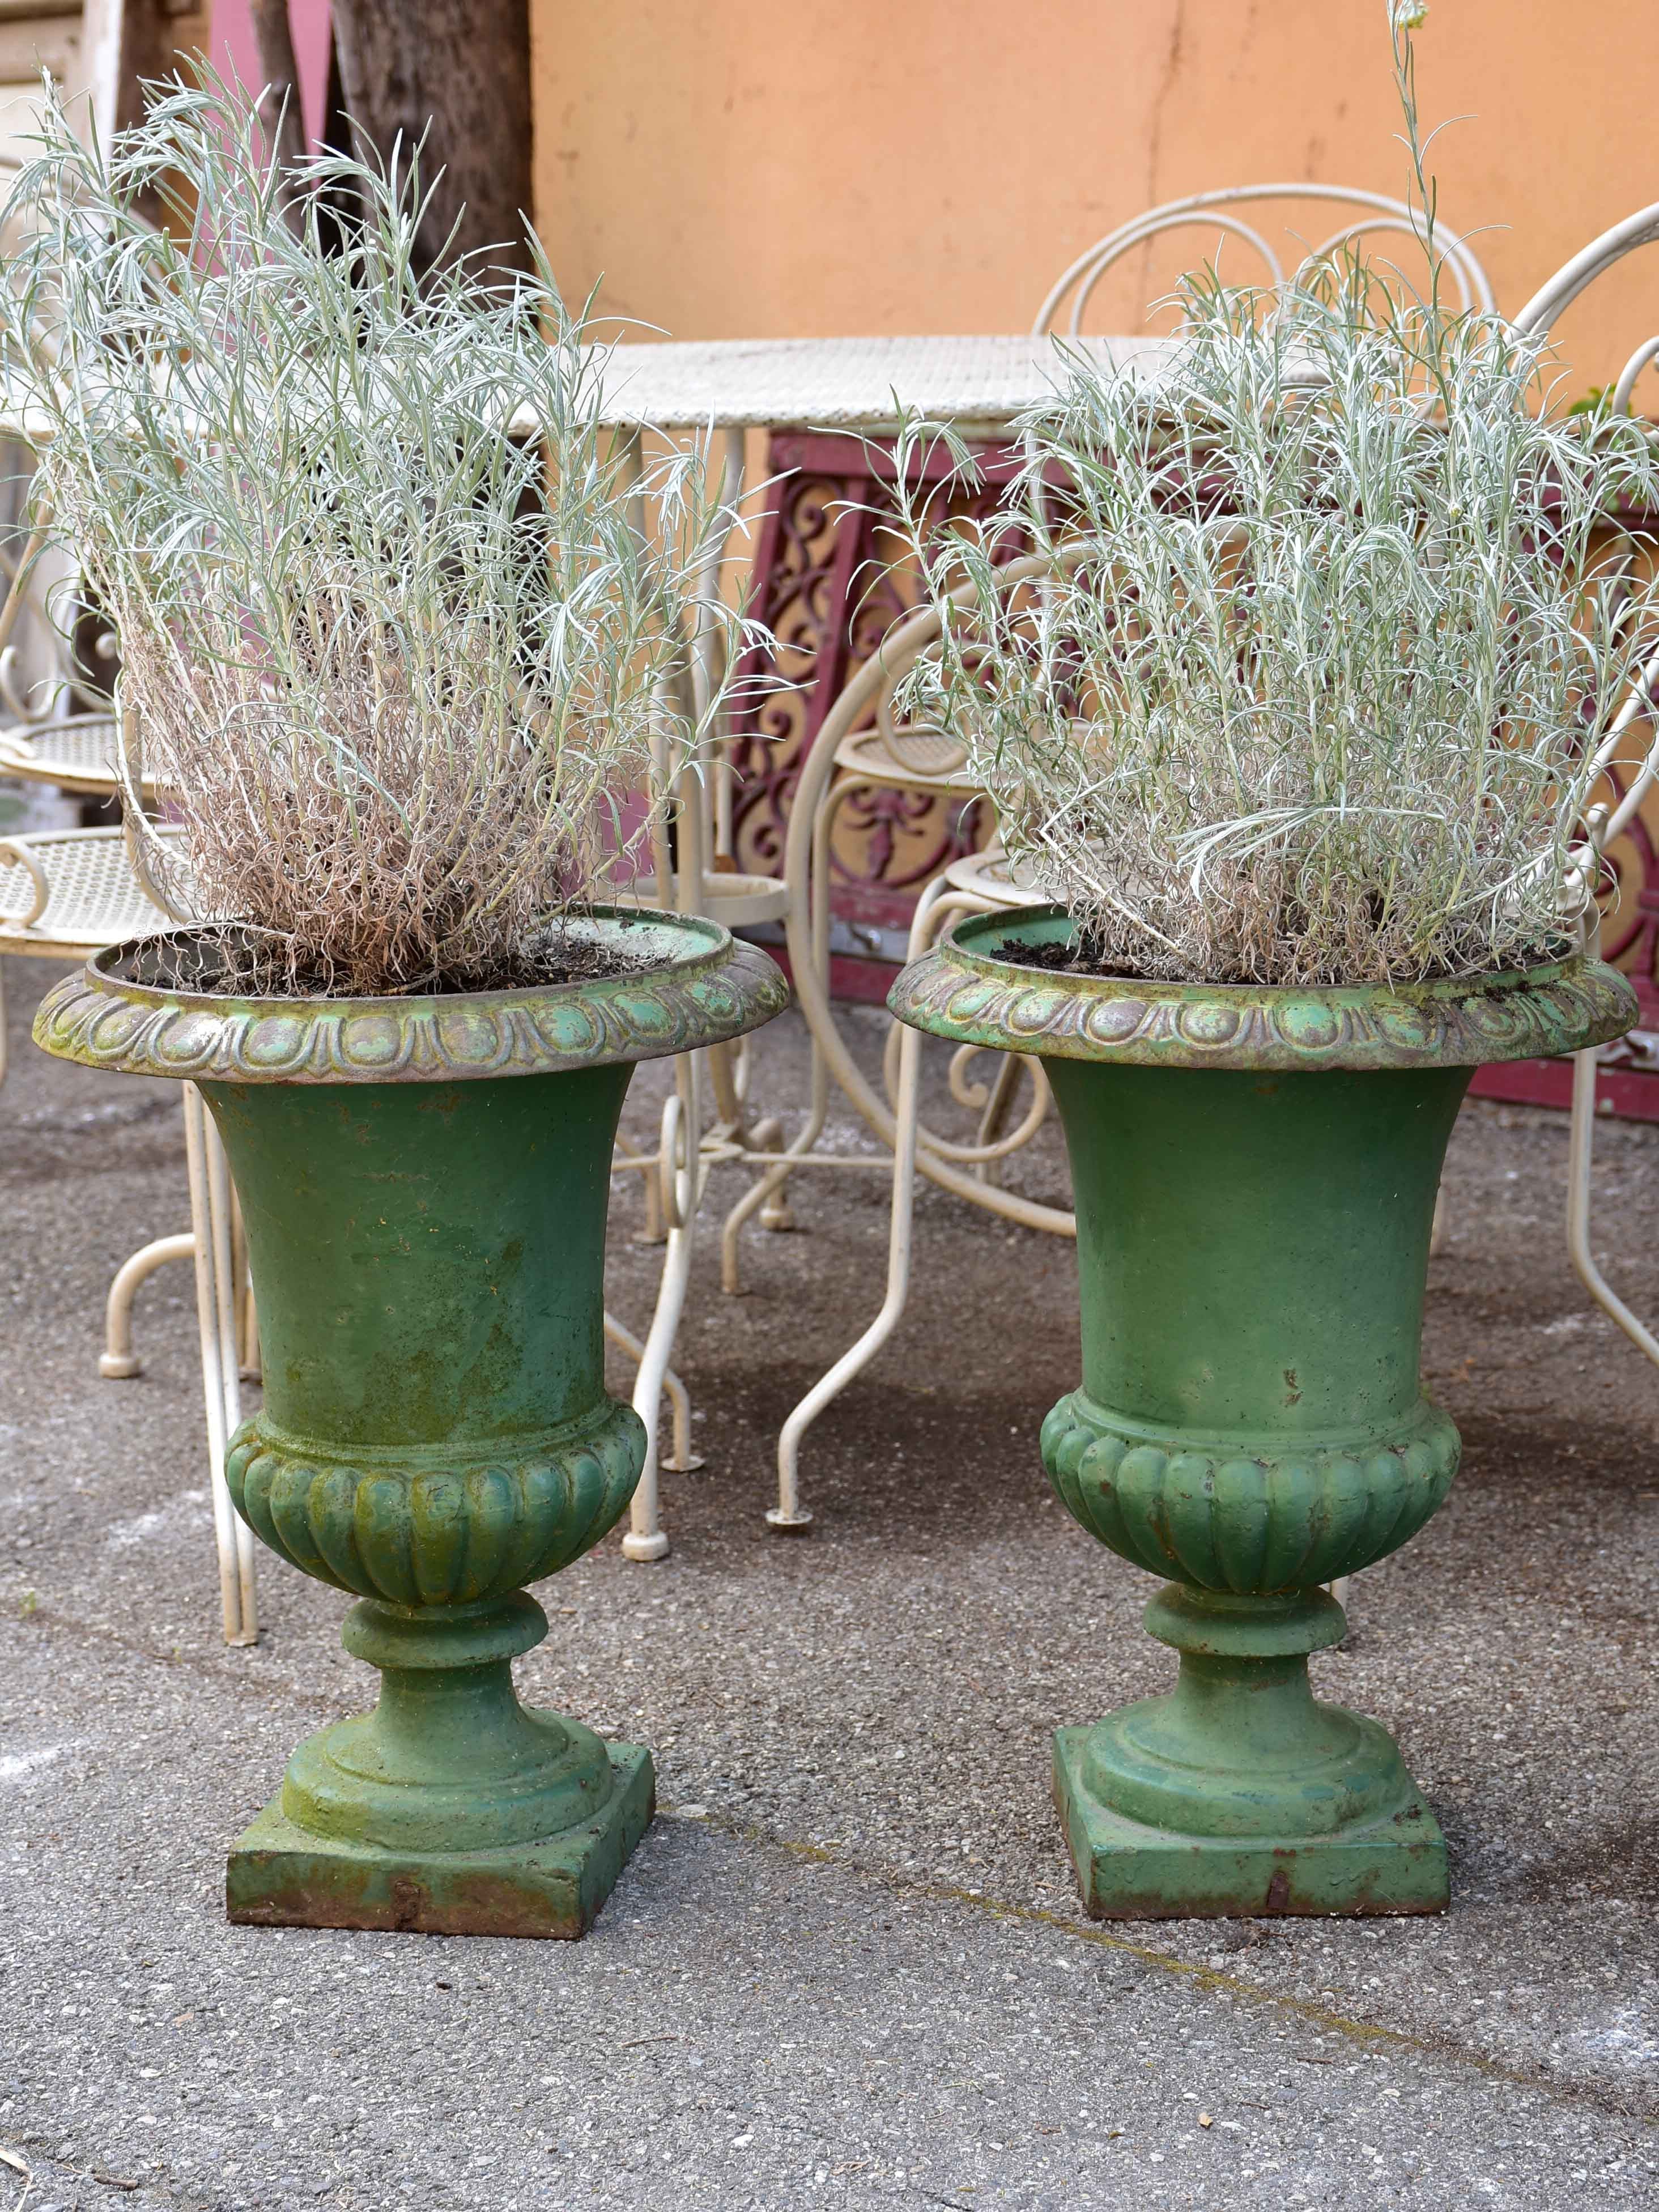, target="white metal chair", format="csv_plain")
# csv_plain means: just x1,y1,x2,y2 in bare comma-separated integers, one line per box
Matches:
769,558,1078,1529
0,822,264,1643
1511,205,1659,1365
721,631,1043,1316
763,197,1495,1533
